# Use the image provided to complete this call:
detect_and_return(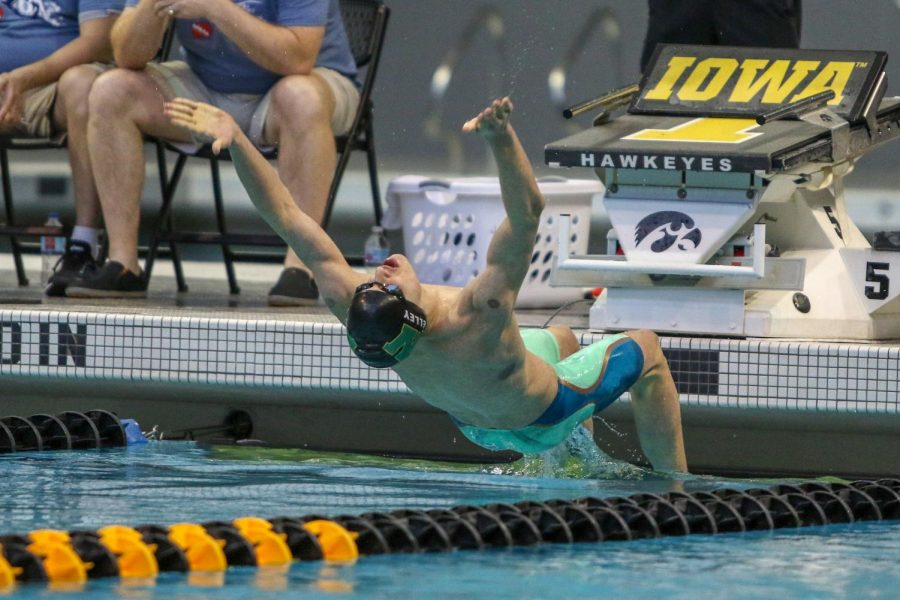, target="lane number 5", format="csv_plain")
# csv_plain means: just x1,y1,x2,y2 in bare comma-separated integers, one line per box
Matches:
865,262,890,300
